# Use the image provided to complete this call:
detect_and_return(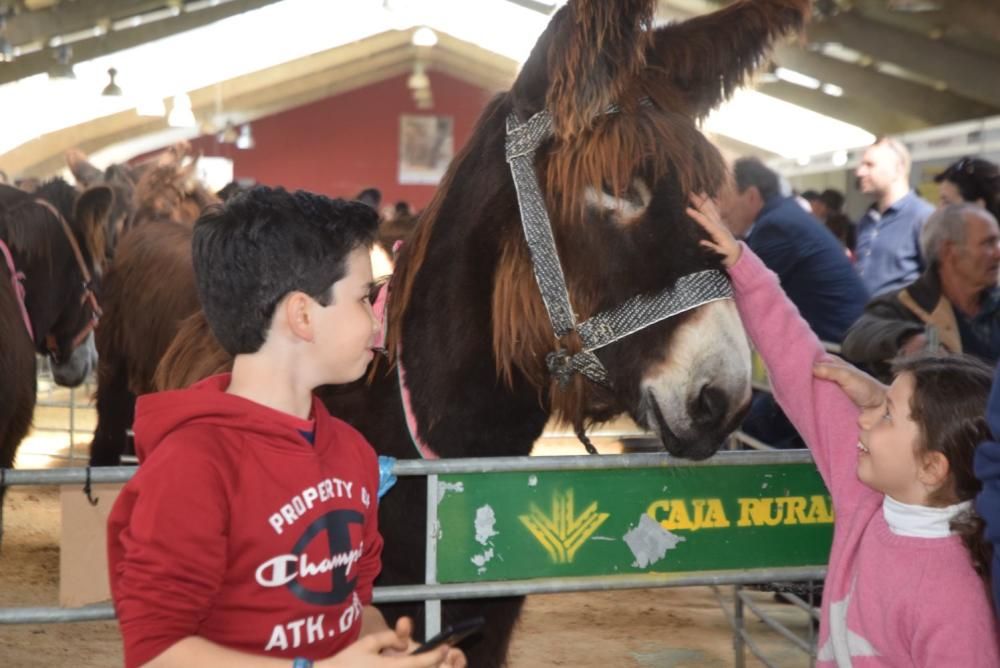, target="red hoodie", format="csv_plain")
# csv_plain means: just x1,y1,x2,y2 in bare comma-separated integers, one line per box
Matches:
107,374,383,667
